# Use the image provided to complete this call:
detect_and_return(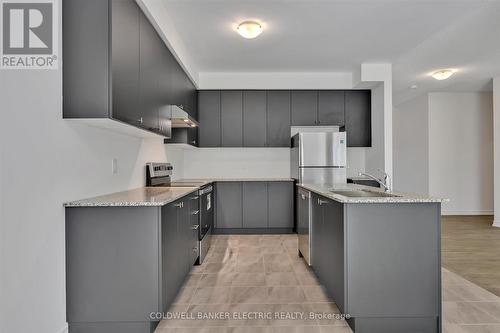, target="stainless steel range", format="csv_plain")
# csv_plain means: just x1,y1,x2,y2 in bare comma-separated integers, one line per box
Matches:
146,163,213,264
